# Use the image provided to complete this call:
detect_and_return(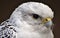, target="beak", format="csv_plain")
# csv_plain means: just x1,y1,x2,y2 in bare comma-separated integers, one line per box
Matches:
42,17,54,28
45,20,53,27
